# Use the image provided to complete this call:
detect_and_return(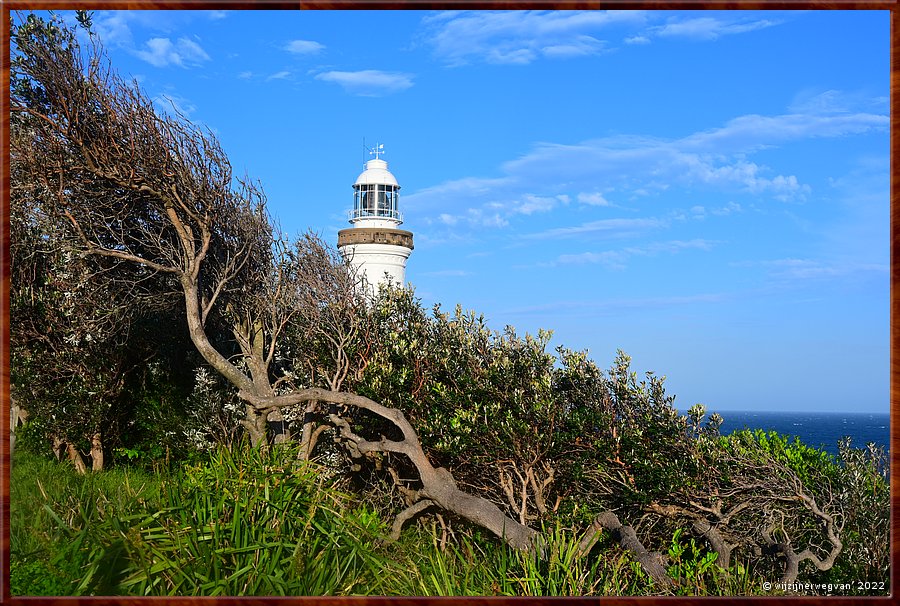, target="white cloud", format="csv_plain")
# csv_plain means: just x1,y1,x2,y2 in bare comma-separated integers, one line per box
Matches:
541,36,606,58
266,71,291,81
691,202,743,219
91,11,138,47
421,10,646,66
315,70,414,96
676,158,811,201
652,16,779,40
498,107,885,203
91,10,224,49
789,89,889,116
680,111,887,153
711,202,742,216
737,258,888,282
554,238,718,269
153,93,197,117
405,99,886,237
556,250,627,269
408,176,513,203
421,11,780,65
526,218,666,240
422,269,472,277
238,71,253,79
284,39,325,54
517,194,567,215
577,192,612,206
500,137,811,202
466,209,508,228
135,37,210,67
503,292,729,317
